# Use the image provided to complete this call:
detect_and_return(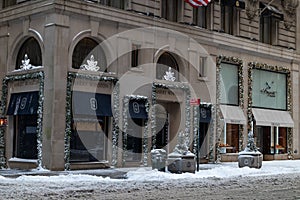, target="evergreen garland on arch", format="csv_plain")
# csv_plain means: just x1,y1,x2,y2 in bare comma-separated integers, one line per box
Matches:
151,82,191,150
247,62,293,159
216,55,244,163
122,95,149,166
0,71,44,168
64,72,118,170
